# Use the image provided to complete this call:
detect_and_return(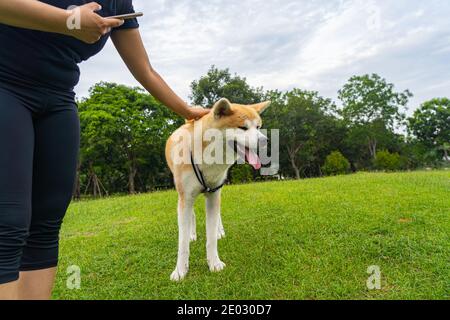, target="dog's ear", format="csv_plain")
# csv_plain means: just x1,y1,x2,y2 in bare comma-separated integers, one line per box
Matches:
213,98,233,118
249,101,271,114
